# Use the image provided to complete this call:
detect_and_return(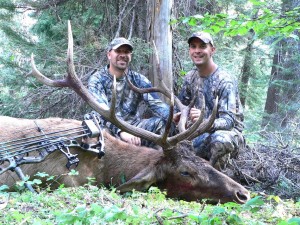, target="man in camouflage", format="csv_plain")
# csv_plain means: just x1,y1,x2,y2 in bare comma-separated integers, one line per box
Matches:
176,31,245,170
88,37,169,147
